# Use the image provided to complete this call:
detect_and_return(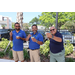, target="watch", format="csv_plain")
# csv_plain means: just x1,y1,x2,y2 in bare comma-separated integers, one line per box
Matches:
36,40,38,43
52,34,54,39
